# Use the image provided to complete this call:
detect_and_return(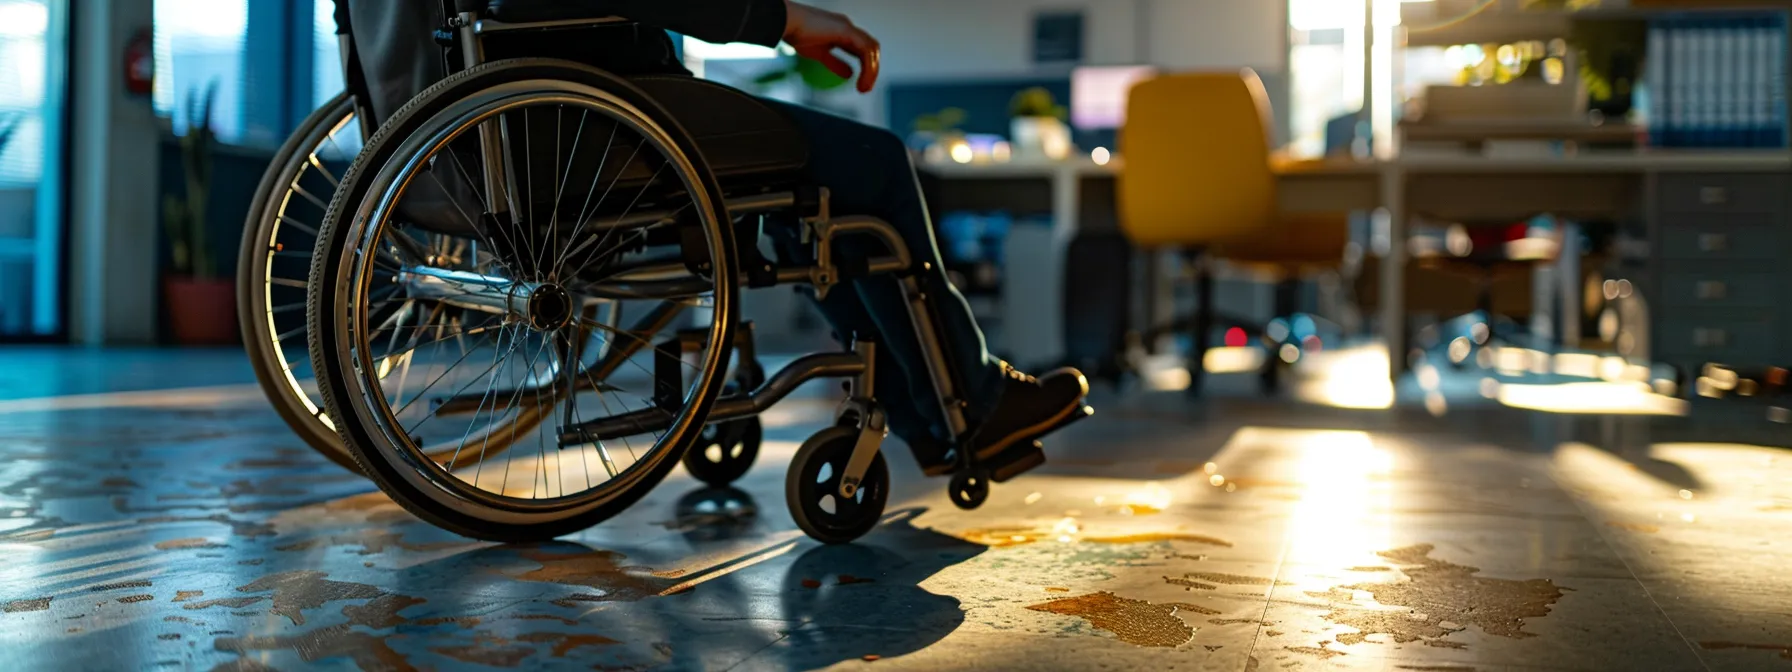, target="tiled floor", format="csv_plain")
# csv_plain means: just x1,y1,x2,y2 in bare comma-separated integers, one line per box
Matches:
1,347,1789,671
